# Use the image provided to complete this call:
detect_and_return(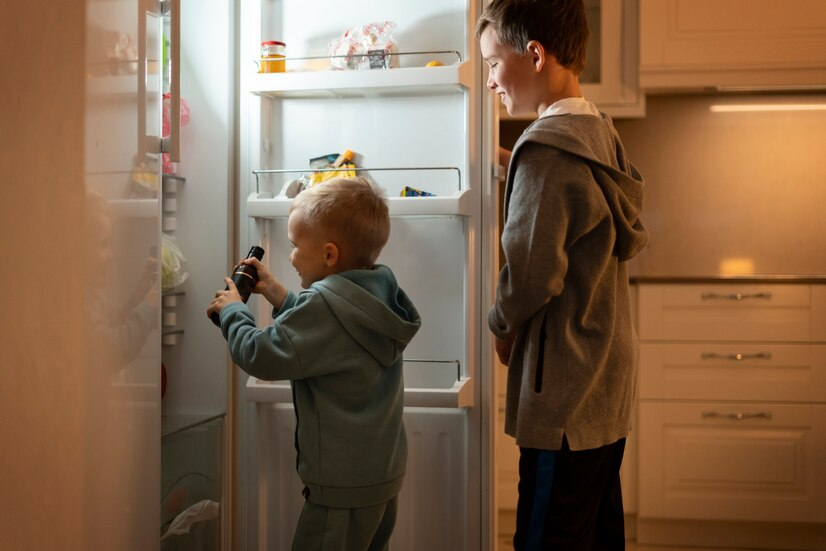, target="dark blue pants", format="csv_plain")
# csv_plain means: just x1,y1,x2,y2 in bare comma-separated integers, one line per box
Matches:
514,436,626,551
